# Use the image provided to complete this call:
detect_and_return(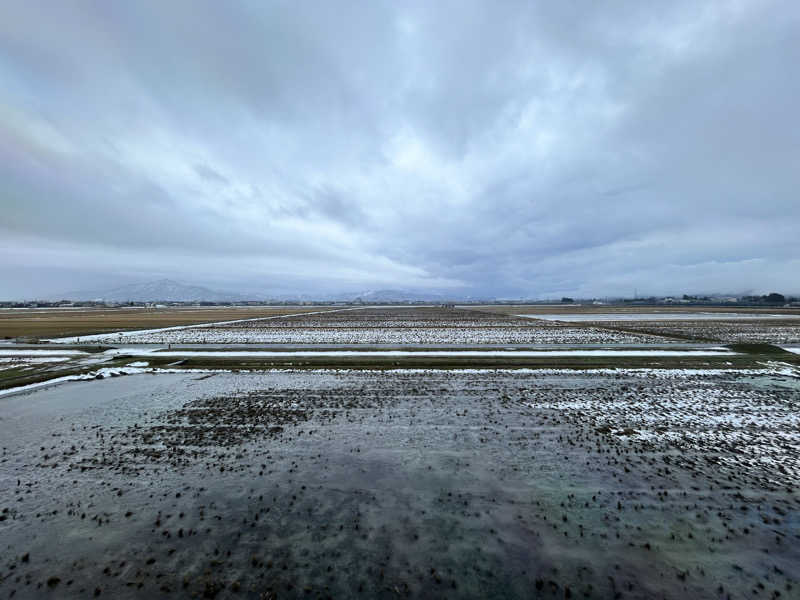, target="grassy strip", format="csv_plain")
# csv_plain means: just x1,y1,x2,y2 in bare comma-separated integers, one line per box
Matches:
4,345,113,353
0,357,130,393
0,366,97,393
3,348,795,395
726,343,795,355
